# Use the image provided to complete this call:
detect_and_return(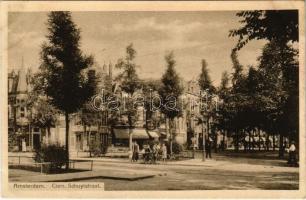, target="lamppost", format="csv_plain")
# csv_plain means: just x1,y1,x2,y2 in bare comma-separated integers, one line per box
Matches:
200,90,206,161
